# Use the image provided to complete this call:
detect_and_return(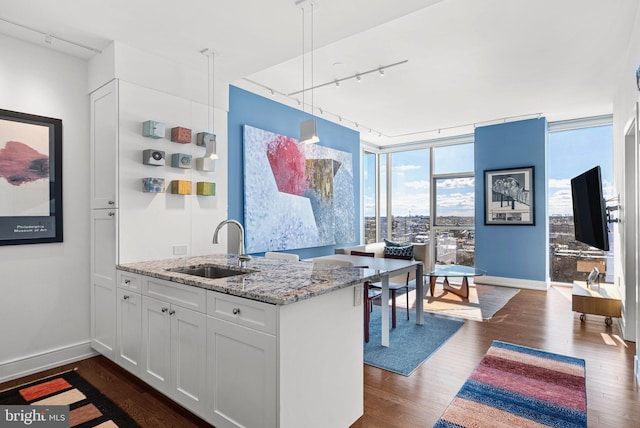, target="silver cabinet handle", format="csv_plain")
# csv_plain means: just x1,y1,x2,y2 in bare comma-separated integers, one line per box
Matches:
108,212,115,217
169,310,176,315
123,295,130,300
108,200,115,205
232,308,240,315
162,307,168,313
